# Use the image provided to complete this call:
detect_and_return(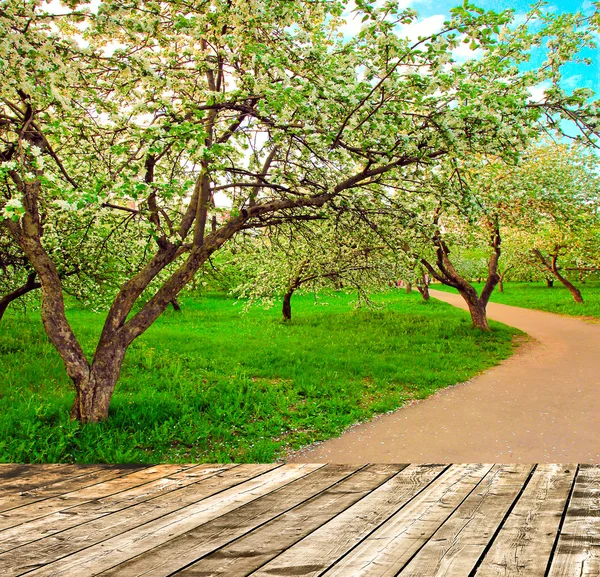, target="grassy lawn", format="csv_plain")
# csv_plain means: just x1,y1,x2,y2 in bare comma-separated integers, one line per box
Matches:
433,281,600,318
0,291,519,464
